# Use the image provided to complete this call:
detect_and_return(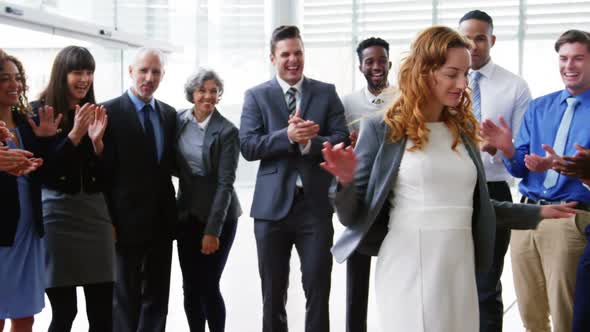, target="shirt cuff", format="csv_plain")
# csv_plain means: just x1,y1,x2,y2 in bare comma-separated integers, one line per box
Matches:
299,140,312,155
